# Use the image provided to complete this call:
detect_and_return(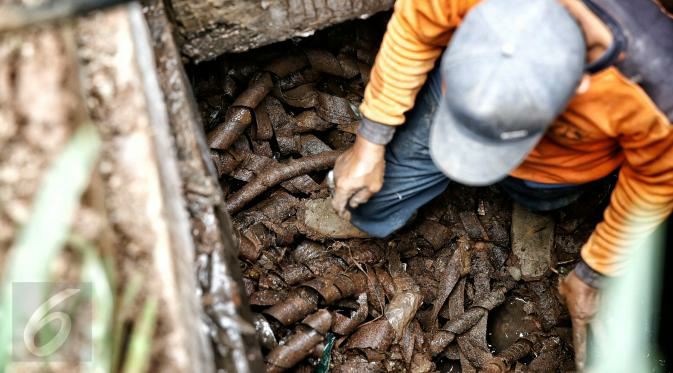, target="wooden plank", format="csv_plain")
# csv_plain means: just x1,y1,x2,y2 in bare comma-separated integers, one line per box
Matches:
143,1,265,371
167,0,393,62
